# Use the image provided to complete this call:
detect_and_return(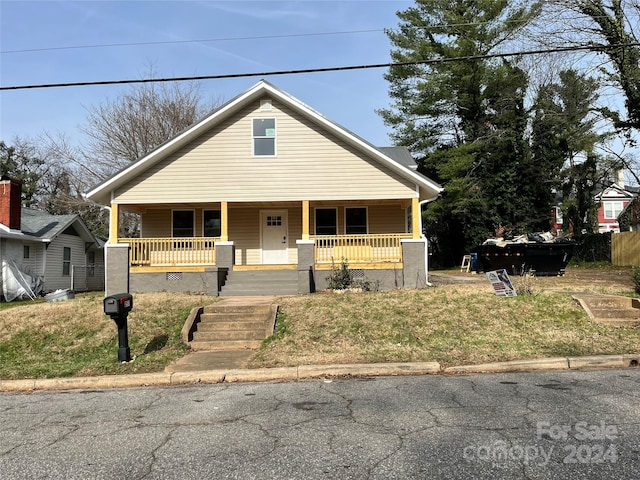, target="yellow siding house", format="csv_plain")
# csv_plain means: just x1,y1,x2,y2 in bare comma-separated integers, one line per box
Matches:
86,81,442,295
